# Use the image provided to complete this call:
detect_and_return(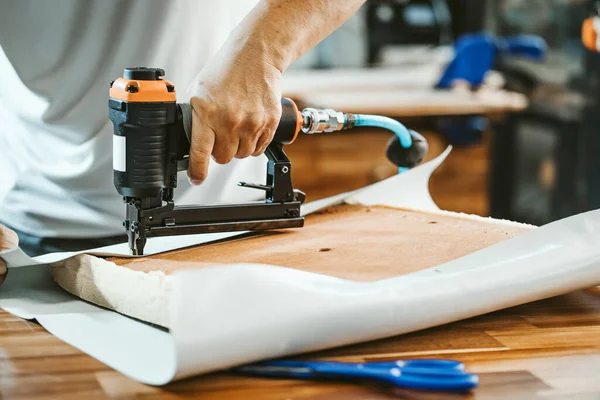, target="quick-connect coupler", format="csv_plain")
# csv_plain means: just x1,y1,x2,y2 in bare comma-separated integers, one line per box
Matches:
301,108,350,134
300,107,428,169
